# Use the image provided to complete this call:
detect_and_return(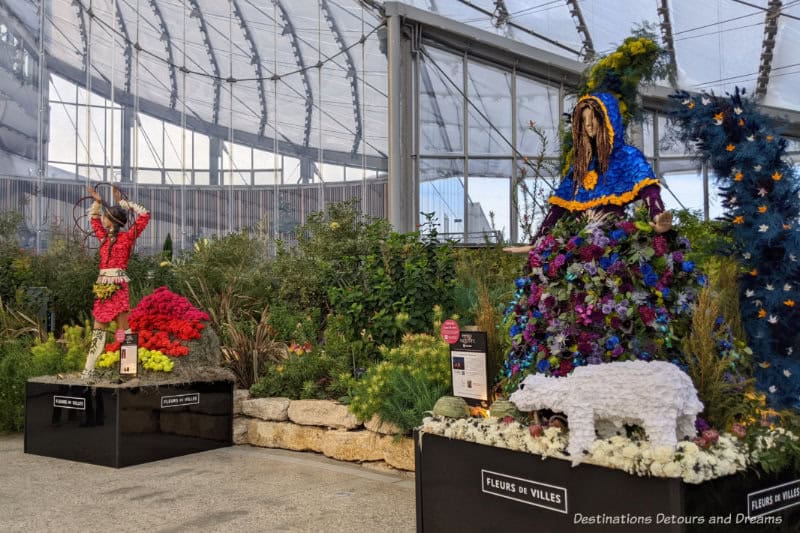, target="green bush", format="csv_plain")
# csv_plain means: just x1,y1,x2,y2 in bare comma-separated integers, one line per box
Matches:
266,302,320,345
349,333,452,430
0,338,36,432
126,252,177,307
453,245,524,324
0,212,33,304
250,349,351,401
273,200,392,317
28,230,96,330
327,214,458,352
172,232,274,334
